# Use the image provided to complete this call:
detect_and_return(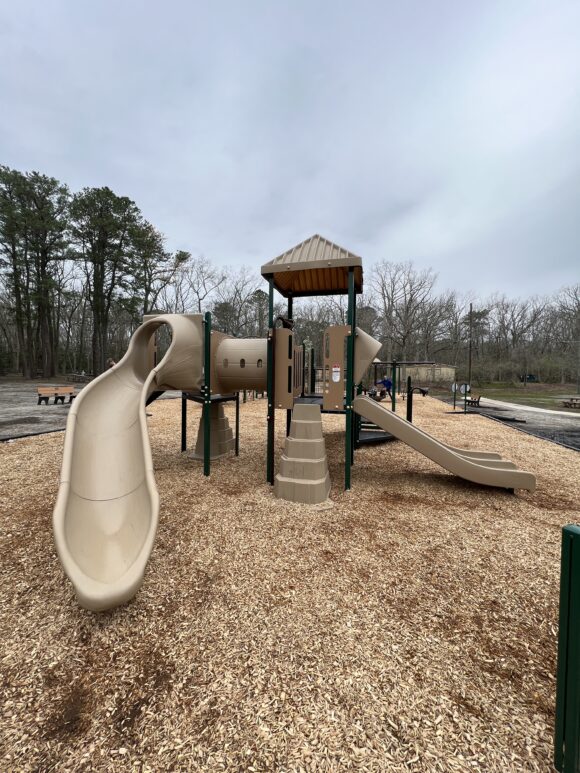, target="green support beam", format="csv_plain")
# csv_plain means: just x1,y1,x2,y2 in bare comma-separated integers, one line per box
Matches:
351,284,357,464
235,391,240,456
181,393,187,452
354,382,363,448
345,268,355,490
286,294,293,436
203,312,212,477
555,524,580,772
266,278,275,484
